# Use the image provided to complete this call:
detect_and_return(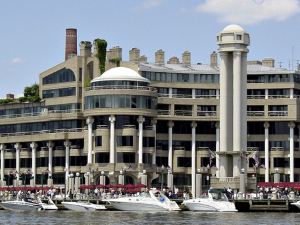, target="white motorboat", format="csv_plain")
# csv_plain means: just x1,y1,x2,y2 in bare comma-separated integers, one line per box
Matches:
291,201,300,209
182,188,237,212
106,189,181,211
62,201,106,211
38,197,58,210
0,199,42,212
